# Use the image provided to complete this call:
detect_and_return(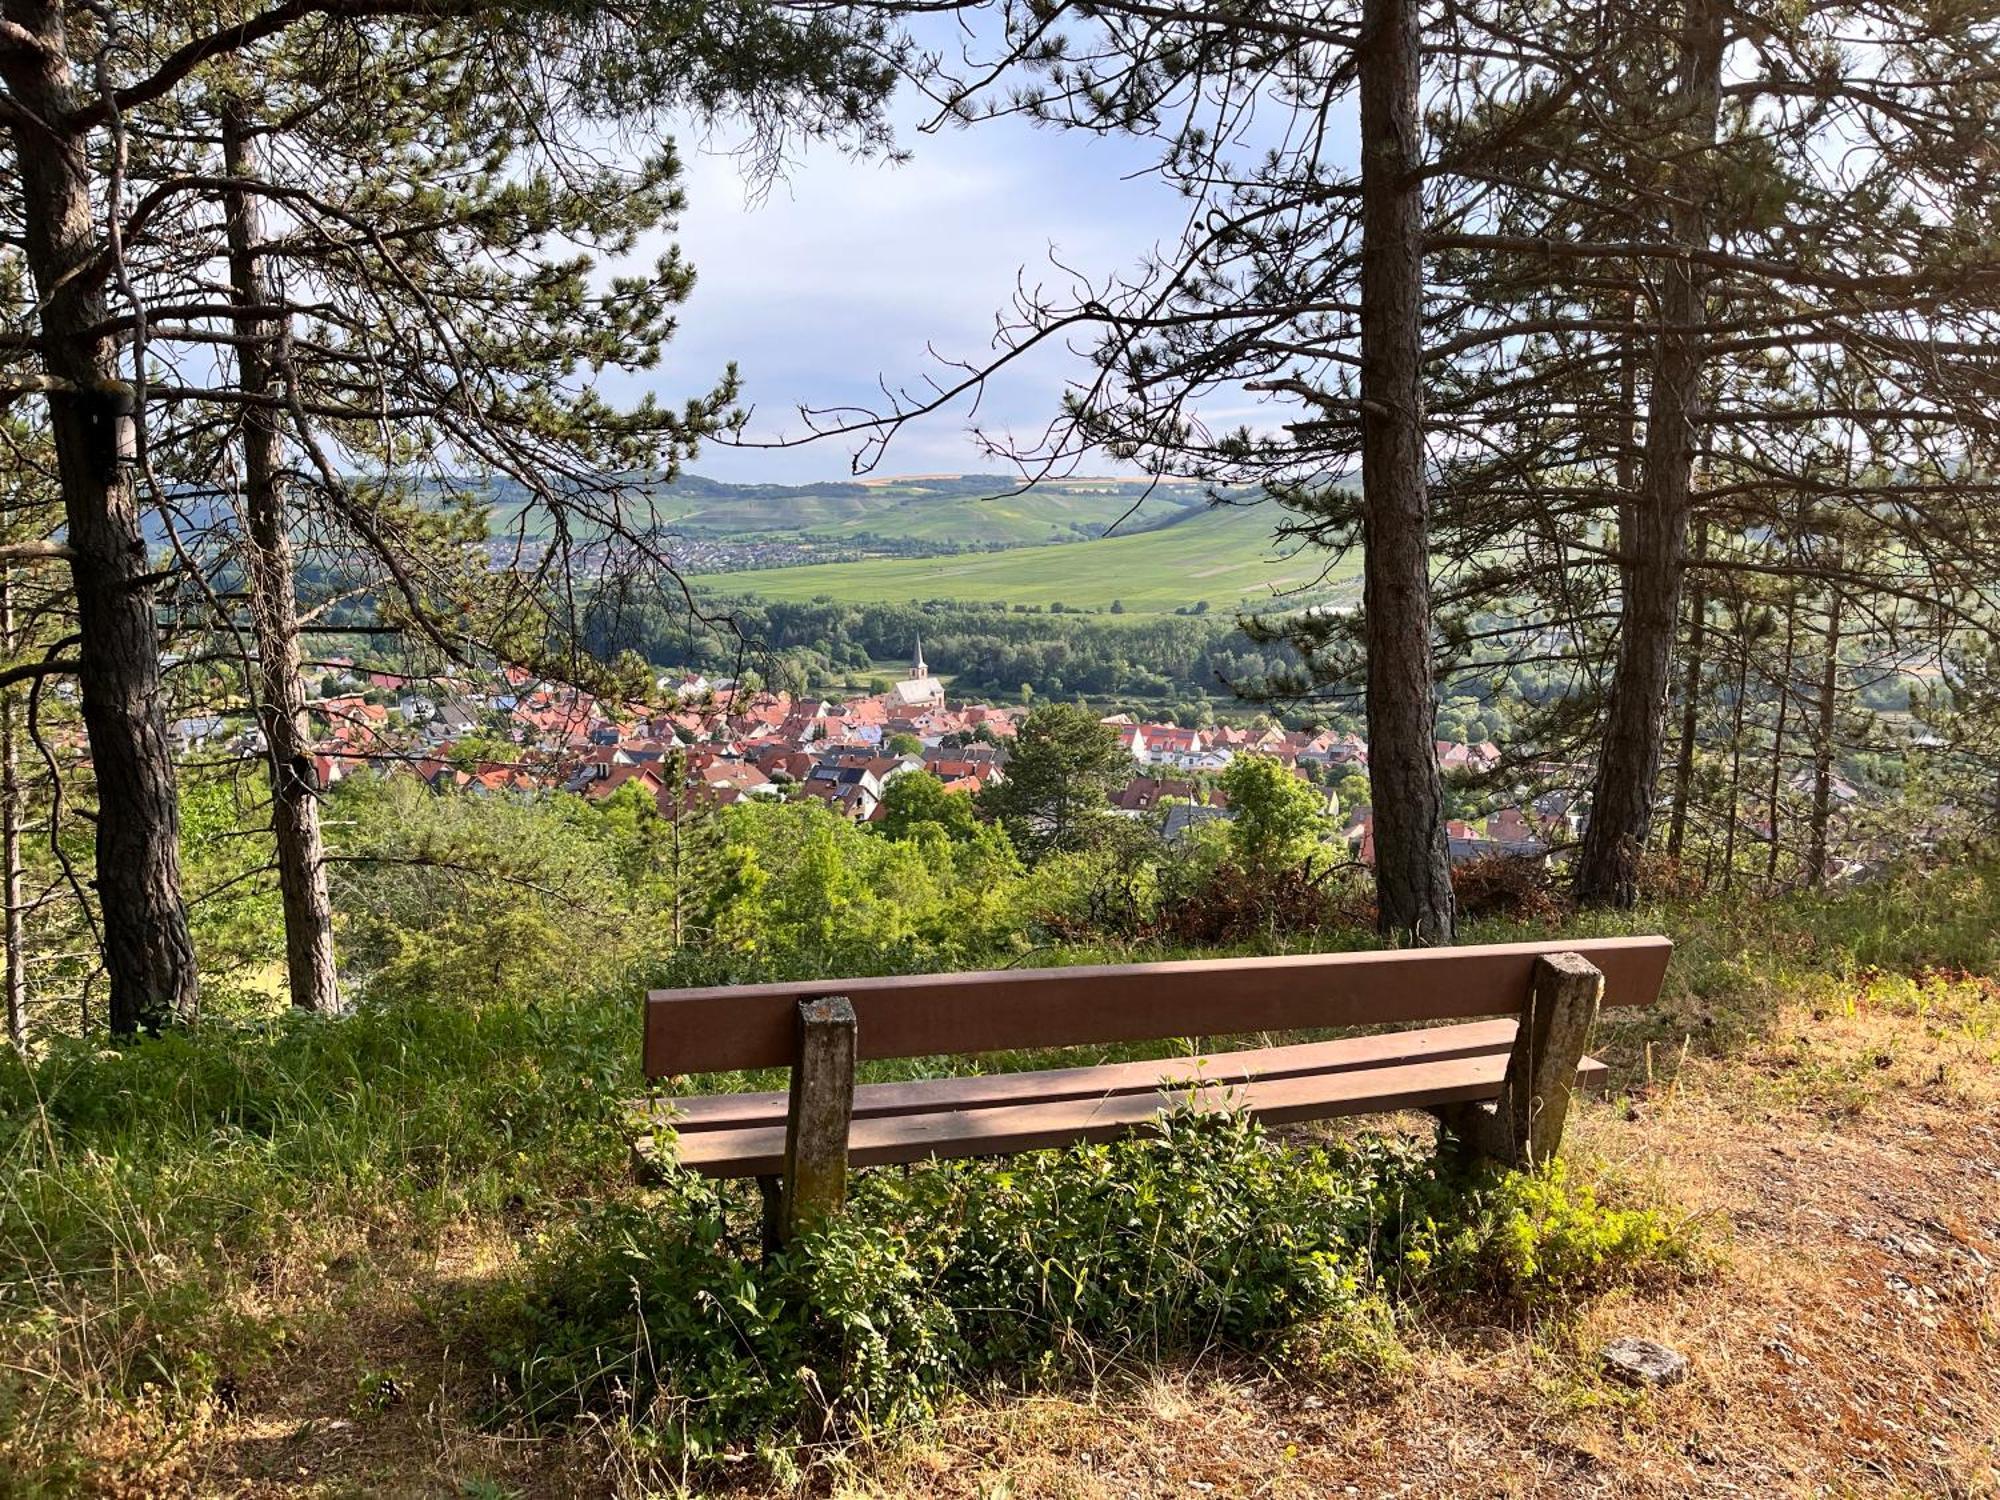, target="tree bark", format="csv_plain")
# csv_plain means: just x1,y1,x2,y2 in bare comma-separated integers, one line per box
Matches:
1665,521,1707,862
221,103,340,1014
1357,0,1454,943
1764,586,1796,888
2,0,197,1034
1806,585,1843,886
1721,606,1749,892
2,568,24,1048
1573,0,1726,907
